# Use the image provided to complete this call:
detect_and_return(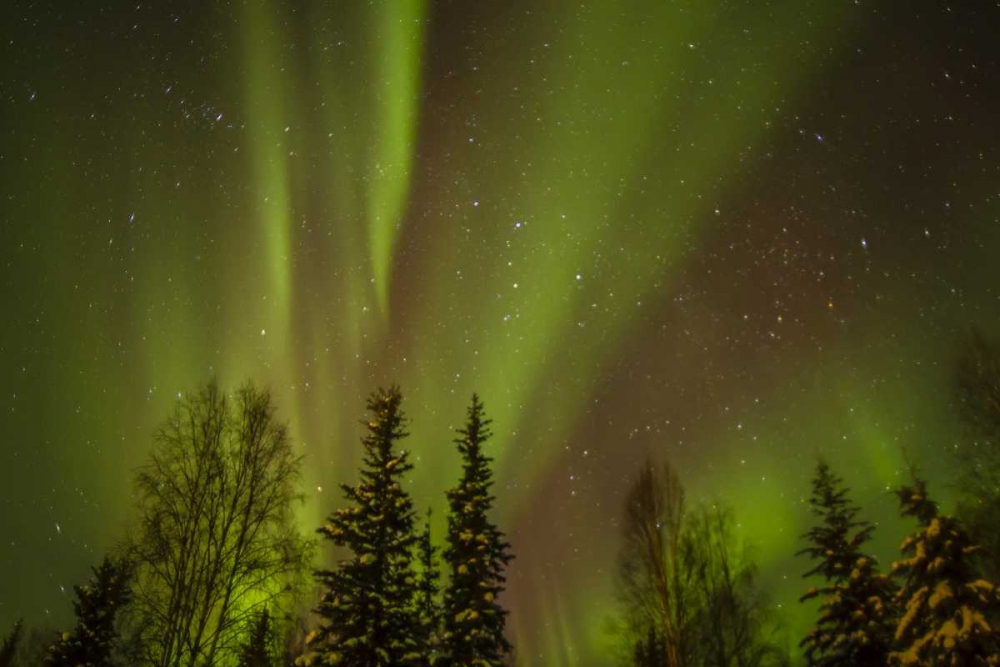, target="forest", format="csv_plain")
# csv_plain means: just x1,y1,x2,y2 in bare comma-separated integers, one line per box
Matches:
2,333,1000,667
